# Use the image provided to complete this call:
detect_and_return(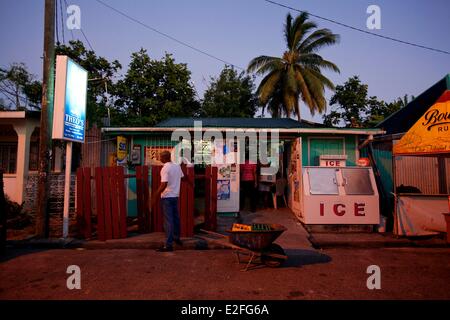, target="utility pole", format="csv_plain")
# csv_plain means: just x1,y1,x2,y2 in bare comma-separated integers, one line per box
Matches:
35,0,55,237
